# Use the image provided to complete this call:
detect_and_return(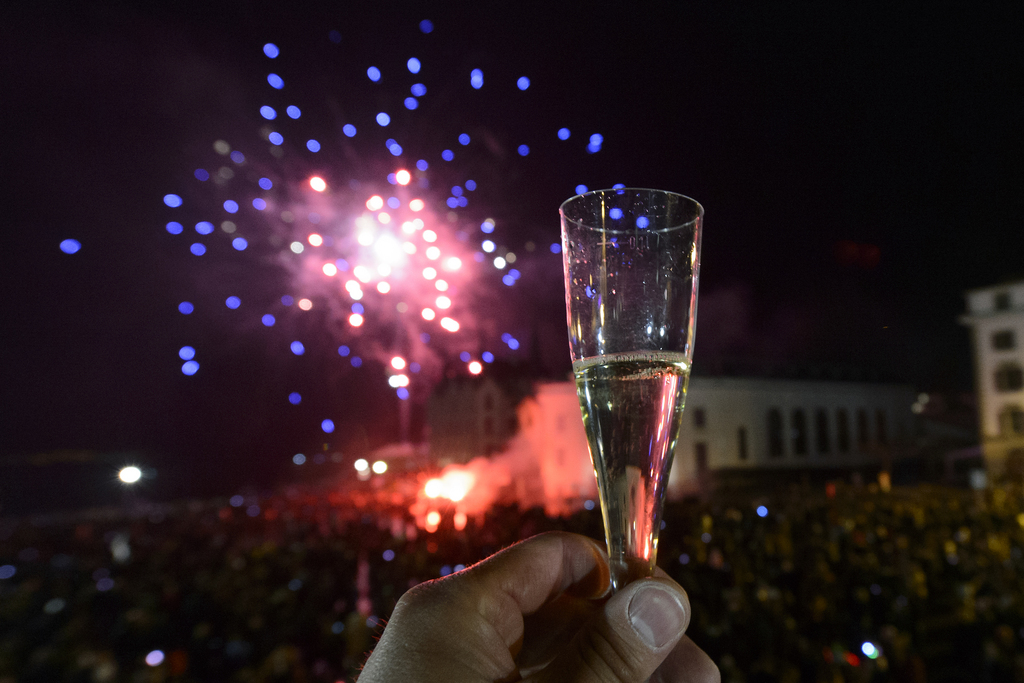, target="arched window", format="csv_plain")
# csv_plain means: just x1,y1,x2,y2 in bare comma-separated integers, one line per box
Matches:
767,409,784,458
815,408,830,455
836,409,850,453
995,363,1024,392
791,409,808,456
1000,405,1024,435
